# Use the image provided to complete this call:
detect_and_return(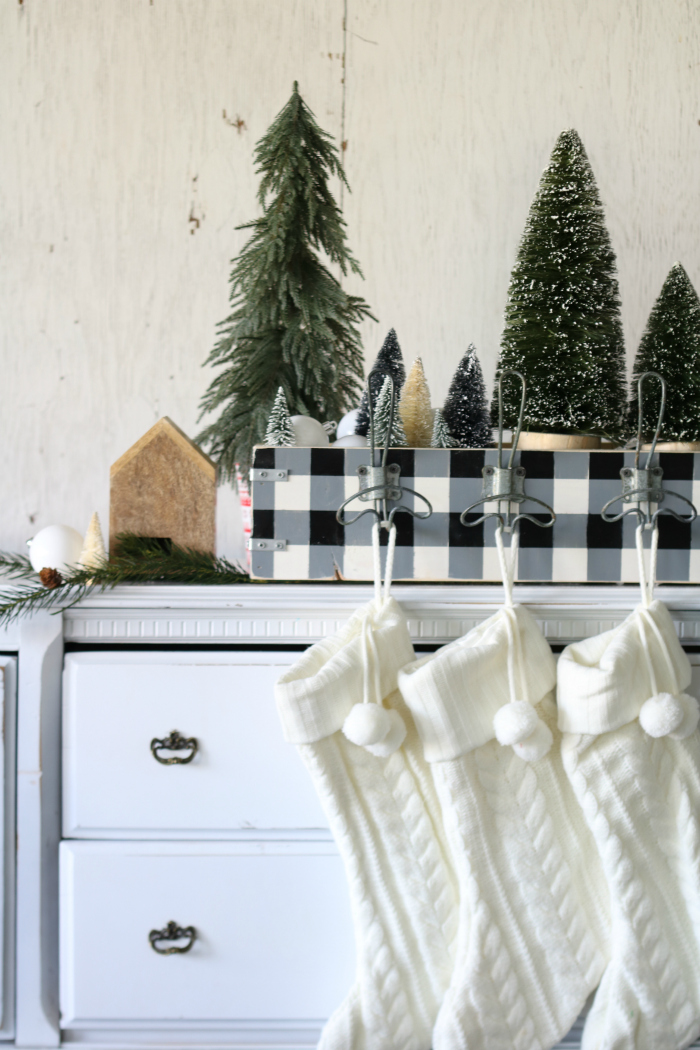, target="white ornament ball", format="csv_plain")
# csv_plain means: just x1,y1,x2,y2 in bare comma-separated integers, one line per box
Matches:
512,719,553,762
365,709,407,757
333,434,369,448
27,525,84,573
493,701,539,746
337,408,361,439
343,703,391,747
290,415,329,447
669,693,700,740
639,692,685,738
